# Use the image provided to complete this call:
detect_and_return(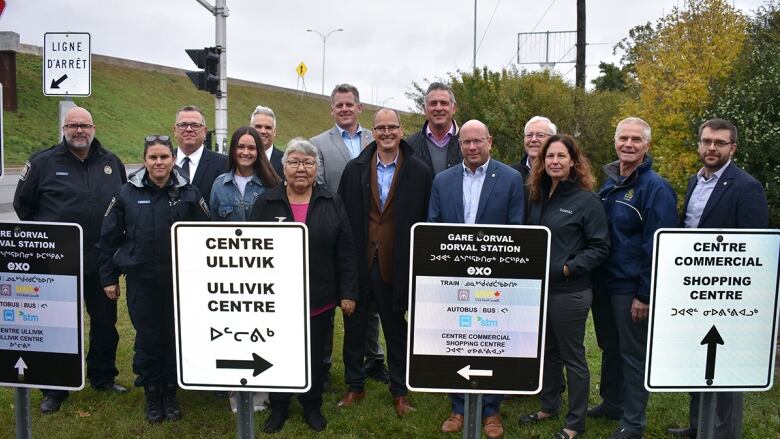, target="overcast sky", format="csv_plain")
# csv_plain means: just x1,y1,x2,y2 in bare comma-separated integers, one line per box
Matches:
0,0,767,110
